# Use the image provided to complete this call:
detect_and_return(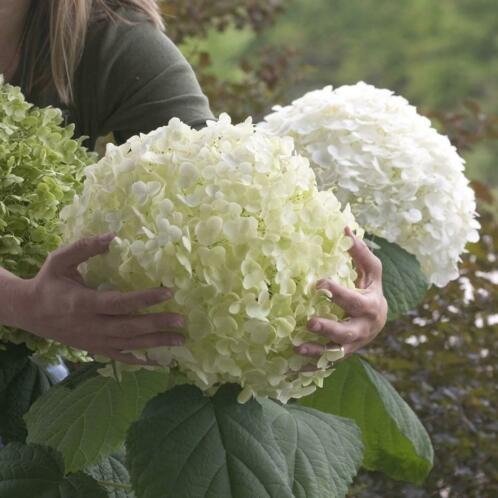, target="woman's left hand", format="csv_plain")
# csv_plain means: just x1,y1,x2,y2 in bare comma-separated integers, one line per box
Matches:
296,227,388,359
